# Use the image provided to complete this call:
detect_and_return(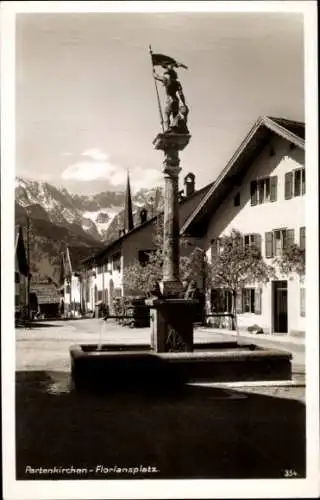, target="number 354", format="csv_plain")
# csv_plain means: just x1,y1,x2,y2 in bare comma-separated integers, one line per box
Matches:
284,469,299,478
